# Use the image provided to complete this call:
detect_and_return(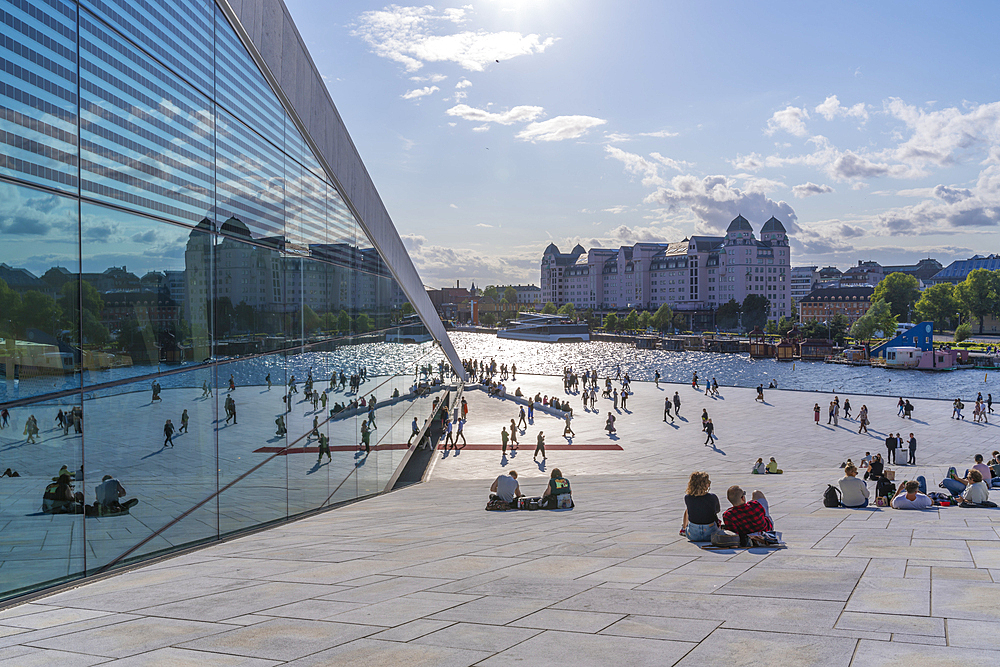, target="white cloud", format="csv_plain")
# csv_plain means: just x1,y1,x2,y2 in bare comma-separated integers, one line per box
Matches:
815,95,868,122
410,73,448,82
455,79,472,88
402,85,439,99
730,152,764,172
792,182,835,198
450,204,459,209
766,106,810,137
602,205,629,214
400,233,535,285
885,98,1000,168
640,130,679,138
475,222,492,227
644,174,799,235
605,146,690,188
603,132,632,143
445,103,544,125
516,115,607,142
352,5,557,72
472,124,490,132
